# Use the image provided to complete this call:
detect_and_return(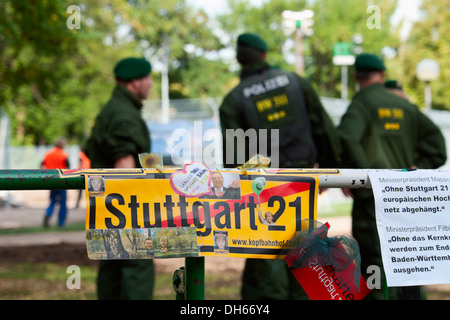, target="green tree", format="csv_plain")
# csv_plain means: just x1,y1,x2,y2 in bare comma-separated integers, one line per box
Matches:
0,0,230,146
217,0,399,98
217,0,309,70
396,0,450,110
309,0,398,97
0,1,79,144
126,0,229,99
0,0,135,145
